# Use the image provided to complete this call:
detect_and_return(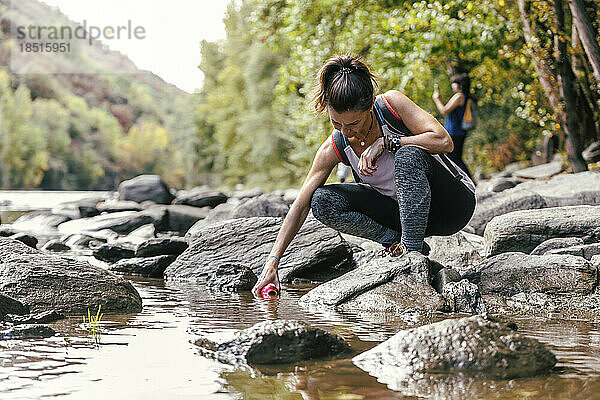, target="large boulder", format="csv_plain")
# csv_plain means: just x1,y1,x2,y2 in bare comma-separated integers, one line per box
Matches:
0,238,142,314
57,209,167,235
172,187,228,208
469,171,600,235
166,216,353,283
352,316,556,387
484,205,600,256
472,252,597,296
194,320,351,367
118,175,174,204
